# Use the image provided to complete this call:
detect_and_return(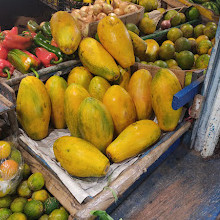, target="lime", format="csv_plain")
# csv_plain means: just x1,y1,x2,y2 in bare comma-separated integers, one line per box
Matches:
125,23,140,35
143,12,149,18
179,13,186,23
0,195,12,208
195,54,210,69
159,43,175,60
203,25,217,39
166,59,178,68
186,7,200,21
24,200,44,219
180,24,194,38
167,28,183,42
185,71,193,87
196,35,209,44
194,24,205,38
17,181,32,198
139,17,156,35
0,208,12,220
39,214,49,220
0,141,11,160
48,209,68,220
164,10,181,26
10,197,27,213
7,212,27,220
197,40,212,55
176,50,195,70
27,172,45,191
32,189,49,203
140,61,148,65
9,149,22,164
154,60,168,68
206,22,217,28
22,163,31,180
174,37,191,52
